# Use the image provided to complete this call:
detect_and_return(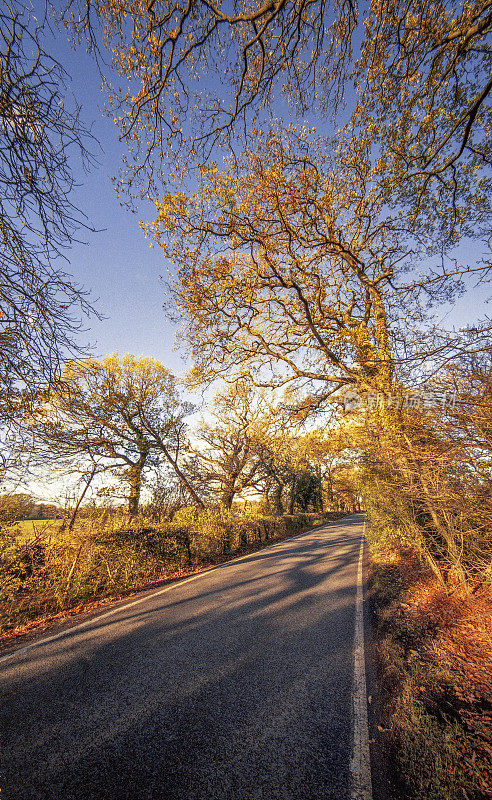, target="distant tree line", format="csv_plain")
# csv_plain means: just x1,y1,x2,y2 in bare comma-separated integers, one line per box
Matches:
0,494,62,522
